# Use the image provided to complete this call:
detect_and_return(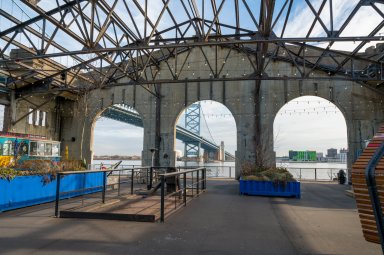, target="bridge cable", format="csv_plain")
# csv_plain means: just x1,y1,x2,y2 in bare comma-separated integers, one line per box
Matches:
200,106,217,145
